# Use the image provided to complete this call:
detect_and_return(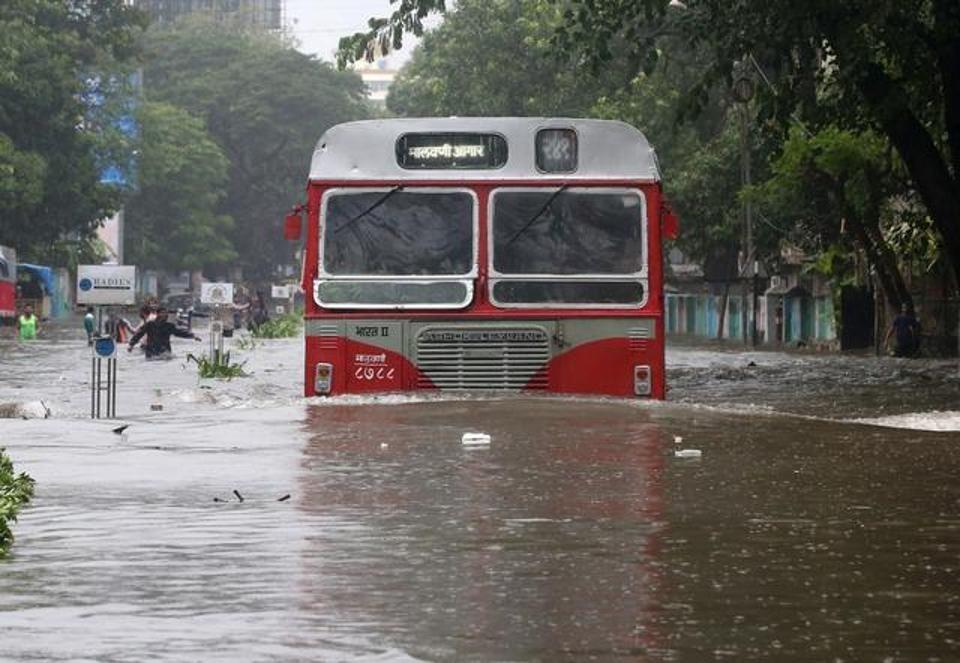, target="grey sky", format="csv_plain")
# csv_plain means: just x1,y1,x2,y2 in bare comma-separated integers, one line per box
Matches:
286,0,437,66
